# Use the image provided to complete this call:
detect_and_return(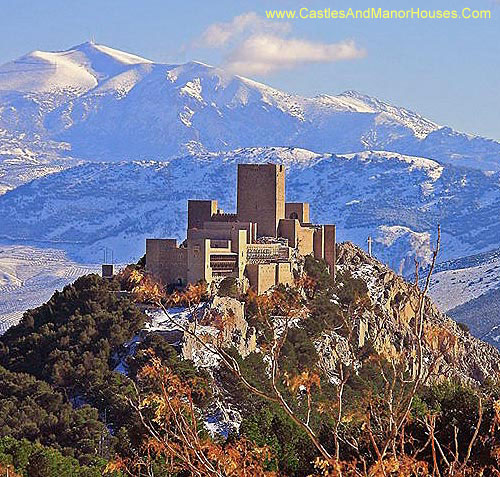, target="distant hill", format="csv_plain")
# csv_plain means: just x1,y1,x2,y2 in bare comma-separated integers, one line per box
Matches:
427,247,500,346
448,287,500,346
1,148,500,274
